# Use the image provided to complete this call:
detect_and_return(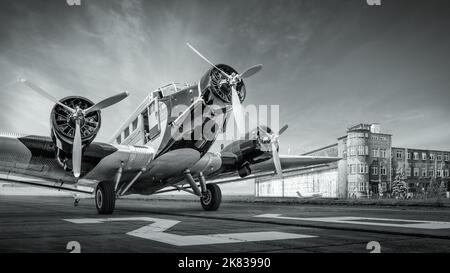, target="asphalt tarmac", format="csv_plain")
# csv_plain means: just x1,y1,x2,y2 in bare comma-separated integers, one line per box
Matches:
0,195,449,253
